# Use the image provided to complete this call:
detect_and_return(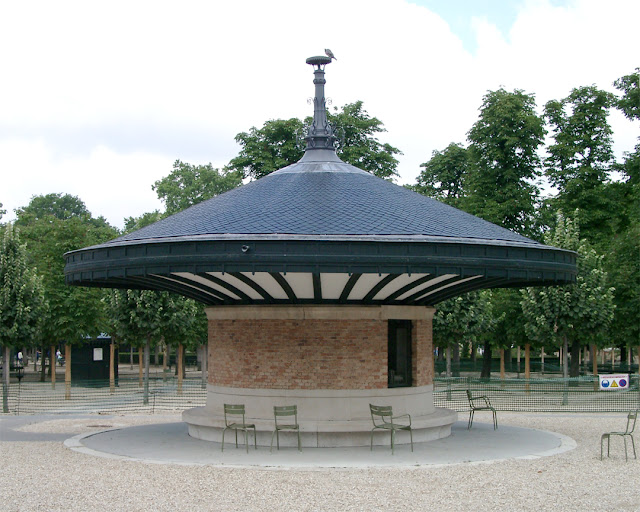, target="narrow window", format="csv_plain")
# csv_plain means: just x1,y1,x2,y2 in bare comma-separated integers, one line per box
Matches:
388,320,412,388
